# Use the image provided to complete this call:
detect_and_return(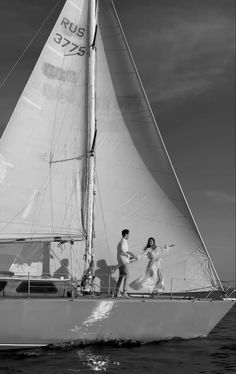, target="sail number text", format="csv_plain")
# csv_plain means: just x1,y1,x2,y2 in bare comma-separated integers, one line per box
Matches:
54,33,86,56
